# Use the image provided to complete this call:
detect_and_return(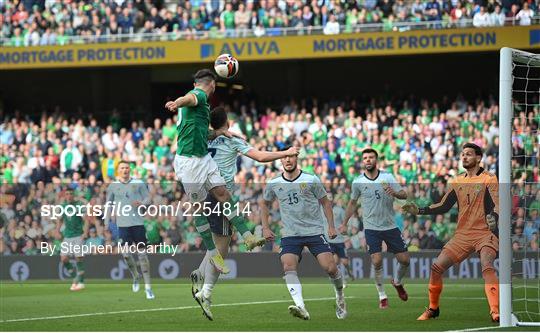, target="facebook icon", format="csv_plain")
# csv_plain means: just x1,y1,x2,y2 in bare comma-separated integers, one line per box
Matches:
200,44,215,59
10,261,30,281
